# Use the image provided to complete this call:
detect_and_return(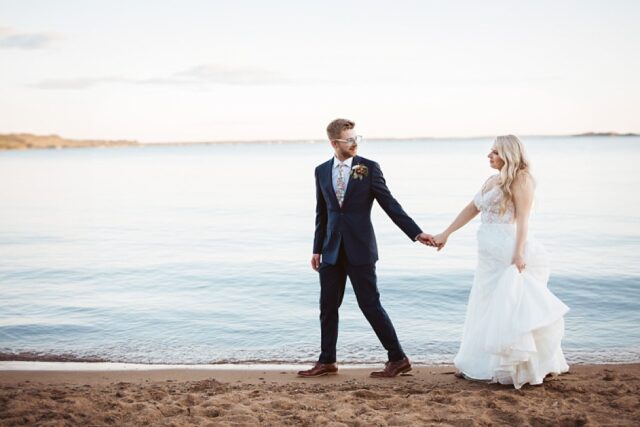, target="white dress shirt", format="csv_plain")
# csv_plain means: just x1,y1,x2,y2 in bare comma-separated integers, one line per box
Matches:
332,156,353,194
